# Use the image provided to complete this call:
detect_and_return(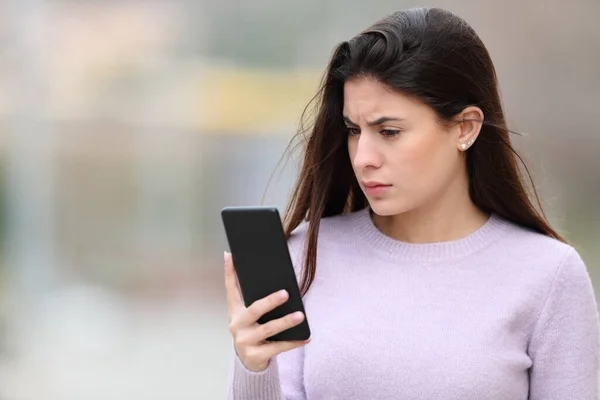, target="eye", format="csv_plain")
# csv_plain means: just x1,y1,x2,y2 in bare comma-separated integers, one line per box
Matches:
346,127,360,136
381,129,401,137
